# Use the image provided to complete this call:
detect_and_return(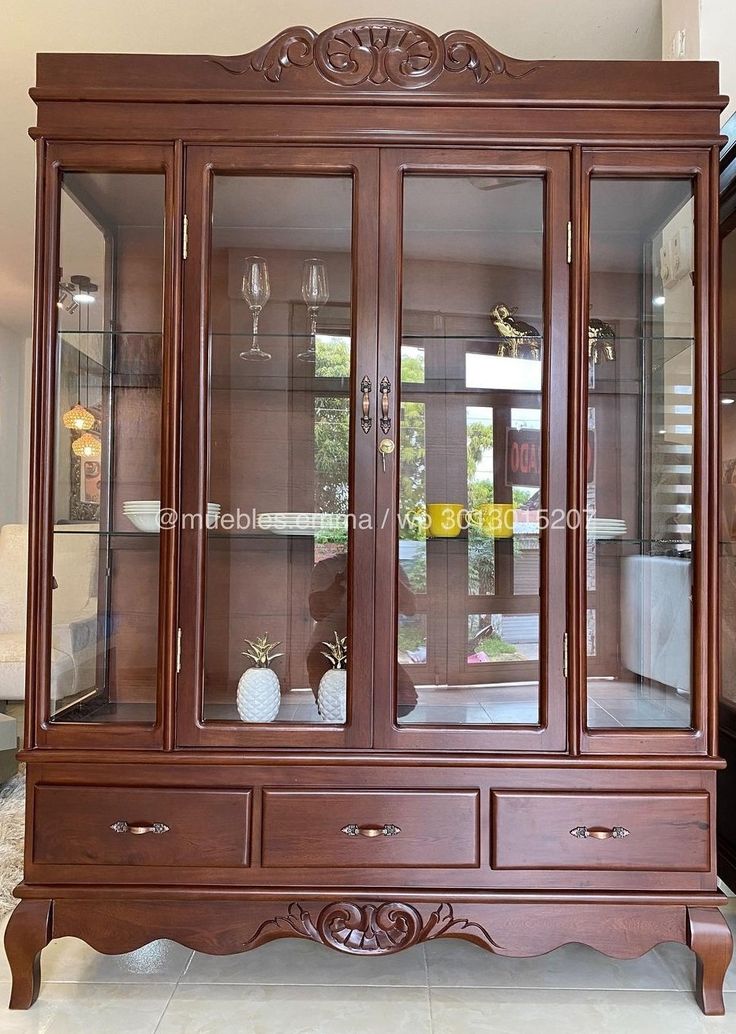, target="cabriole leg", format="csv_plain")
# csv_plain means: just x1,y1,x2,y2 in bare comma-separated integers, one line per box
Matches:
687,907,733,1015
4,899,52,1009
